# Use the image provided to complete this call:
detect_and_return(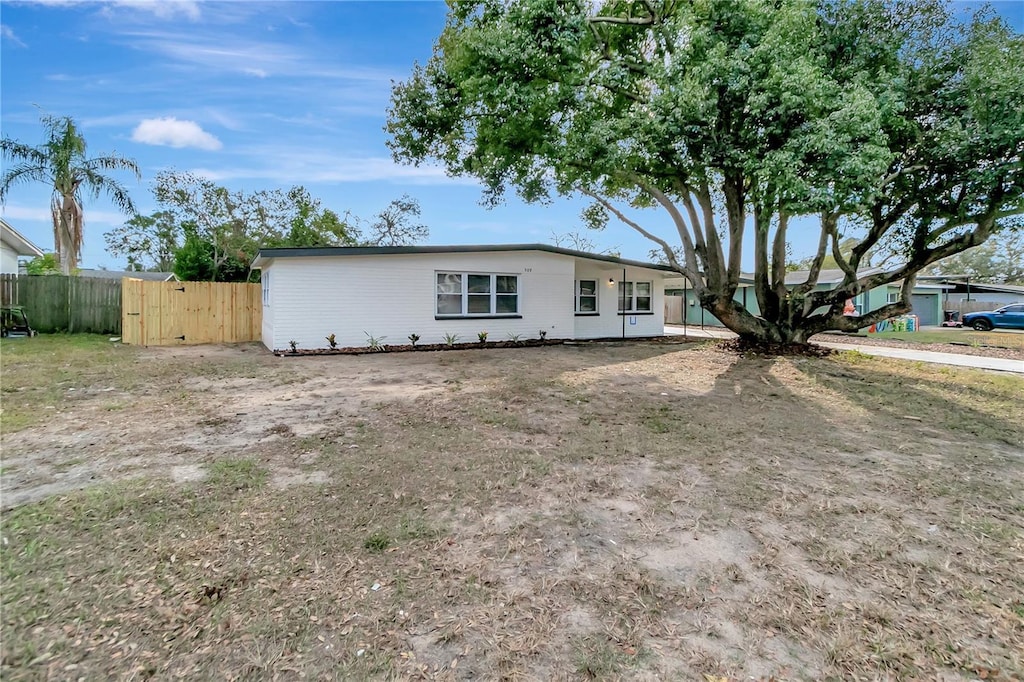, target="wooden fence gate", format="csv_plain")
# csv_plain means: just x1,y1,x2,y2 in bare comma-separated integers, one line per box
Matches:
121,279,261,345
